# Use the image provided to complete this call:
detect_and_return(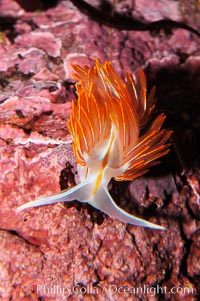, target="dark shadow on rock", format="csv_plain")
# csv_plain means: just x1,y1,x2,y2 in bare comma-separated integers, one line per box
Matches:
15,0,60,12
146,62,200,172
